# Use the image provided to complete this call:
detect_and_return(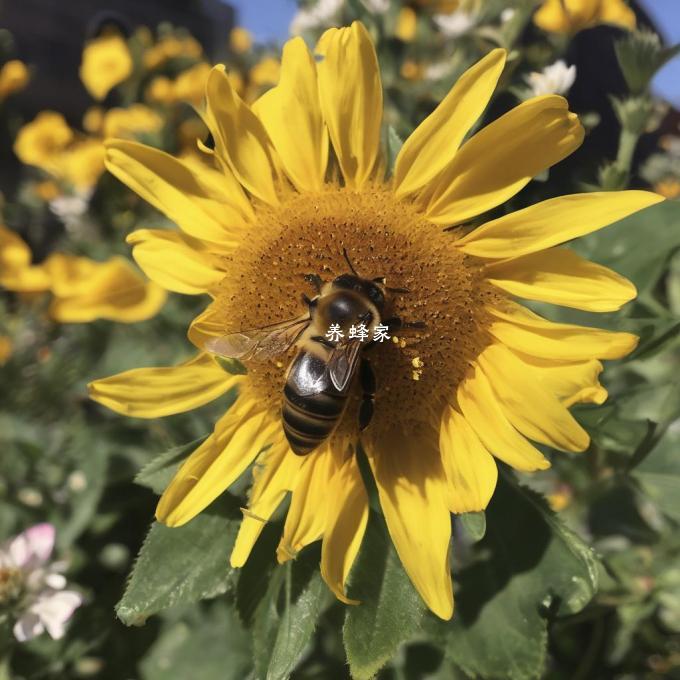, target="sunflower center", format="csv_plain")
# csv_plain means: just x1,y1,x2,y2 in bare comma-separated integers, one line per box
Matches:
213,186,498,448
